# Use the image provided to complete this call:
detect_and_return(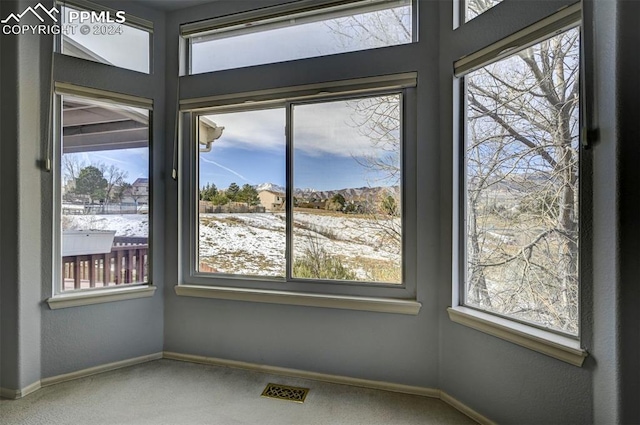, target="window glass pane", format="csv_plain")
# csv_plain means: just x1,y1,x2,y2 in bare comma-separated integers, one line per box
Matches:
60,5,150,74
464,28,580,333
197,109,286,277
61,95,150,291
190,1,412,74
292,95,402,284
465,0,503,22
